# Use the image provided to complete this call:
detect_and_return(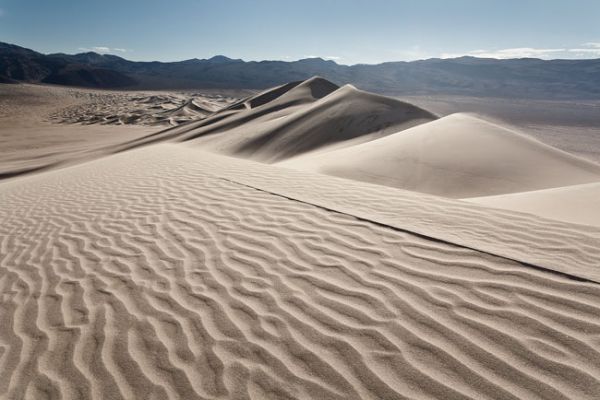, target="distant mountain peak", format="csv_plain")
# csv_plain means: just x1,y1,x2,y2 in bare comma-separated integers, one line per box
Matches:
294,57,339,67
65,51,126,62
207,55,239,63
